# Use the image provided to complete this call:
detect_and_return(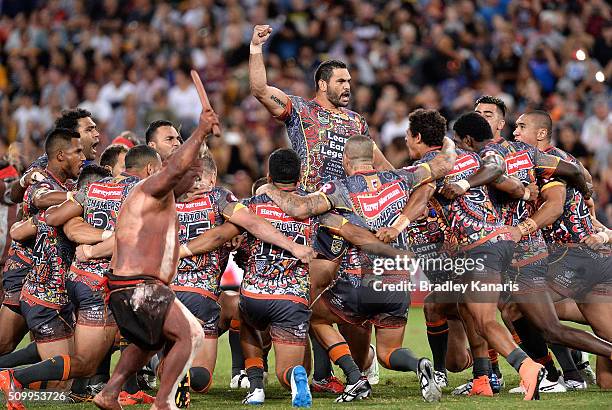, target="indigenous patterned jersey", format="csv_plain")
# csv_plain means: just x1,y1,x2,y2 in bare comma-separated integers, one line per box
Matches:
9,156,51,265
279,95,370,193
68,174,141,287
480,139,559,264
241,190,312,305
320,167,432,283
21,174,73,308
541,147,596,244
171,187,237,299
417,149,508,250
